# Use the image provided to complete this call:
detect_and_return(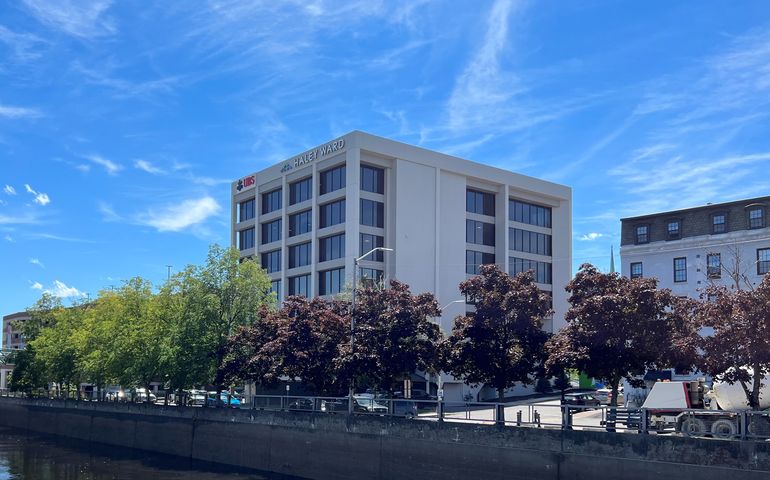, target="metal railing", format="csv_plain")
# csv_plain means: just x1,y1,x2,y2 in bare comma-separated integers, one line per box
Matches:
2,389,768,440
